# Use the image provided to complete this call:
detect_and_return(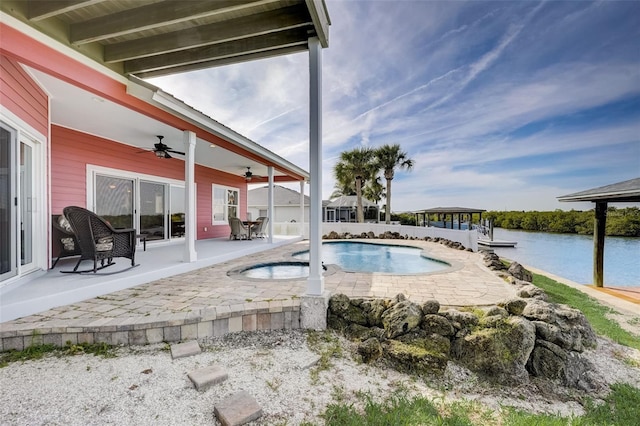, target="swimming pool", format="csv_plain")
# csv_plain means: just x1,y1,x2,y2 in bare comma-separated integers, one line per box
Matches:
293,241,450,274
